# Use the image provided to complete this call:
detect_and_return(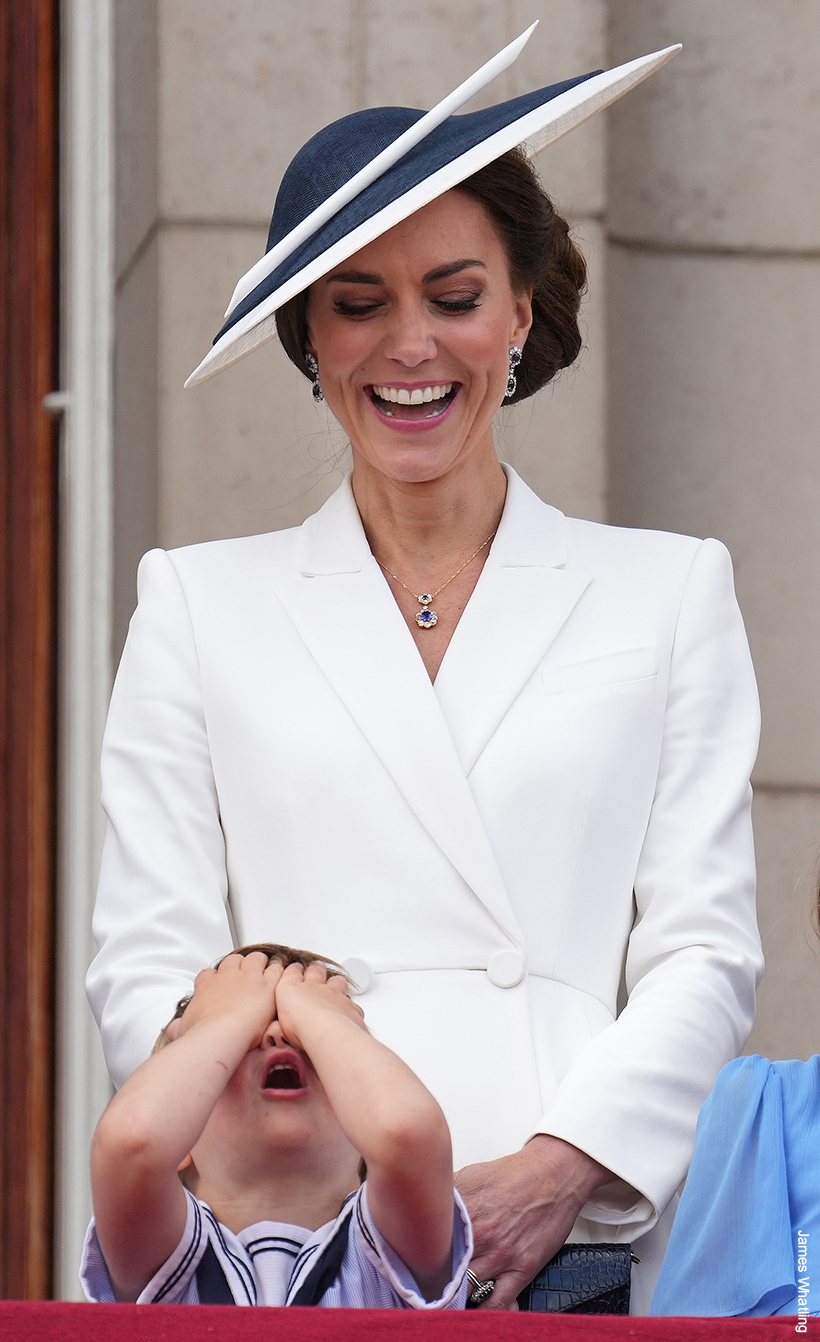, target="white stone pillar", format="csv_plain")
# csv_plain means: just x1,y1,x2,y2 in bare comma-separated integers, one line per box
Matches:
607,1,820,1057
154,1,360,553
500,0,607,522
55,0,116,1297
